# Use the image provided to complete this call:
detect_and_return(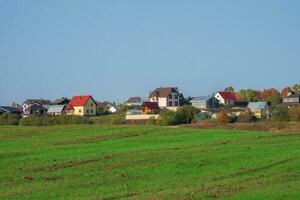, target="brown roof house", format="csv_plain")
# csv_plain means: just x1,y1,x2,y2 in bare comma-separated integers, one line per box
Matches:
148,87,180,111
126,97,144,107
141,102,160,114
